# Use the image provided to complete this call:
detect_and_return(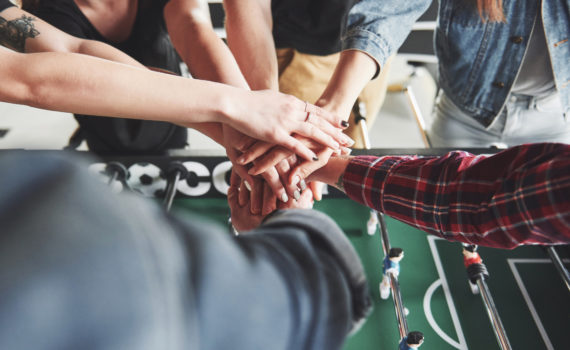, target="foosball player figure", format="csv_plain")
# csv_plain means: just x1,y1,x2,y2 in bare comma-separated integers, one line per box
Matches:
463,245,482,267
462,245,489,294
380,247,404,299
399,331,424,349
